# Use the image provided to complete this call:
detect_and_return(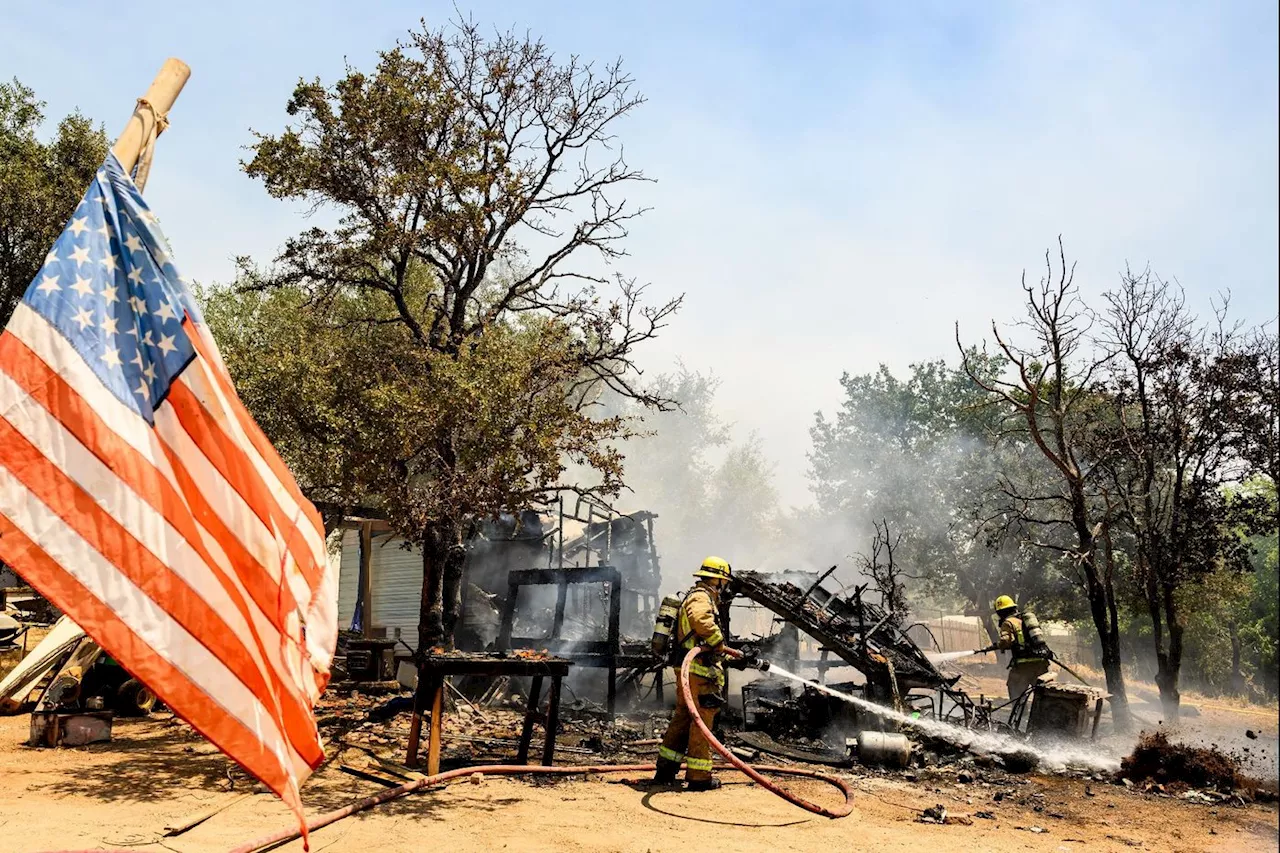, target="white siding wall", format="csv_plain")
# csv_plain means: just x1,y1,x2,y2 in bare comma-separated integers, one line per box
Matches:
337,529,422,643
370,536,421,643
336,529,360,632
